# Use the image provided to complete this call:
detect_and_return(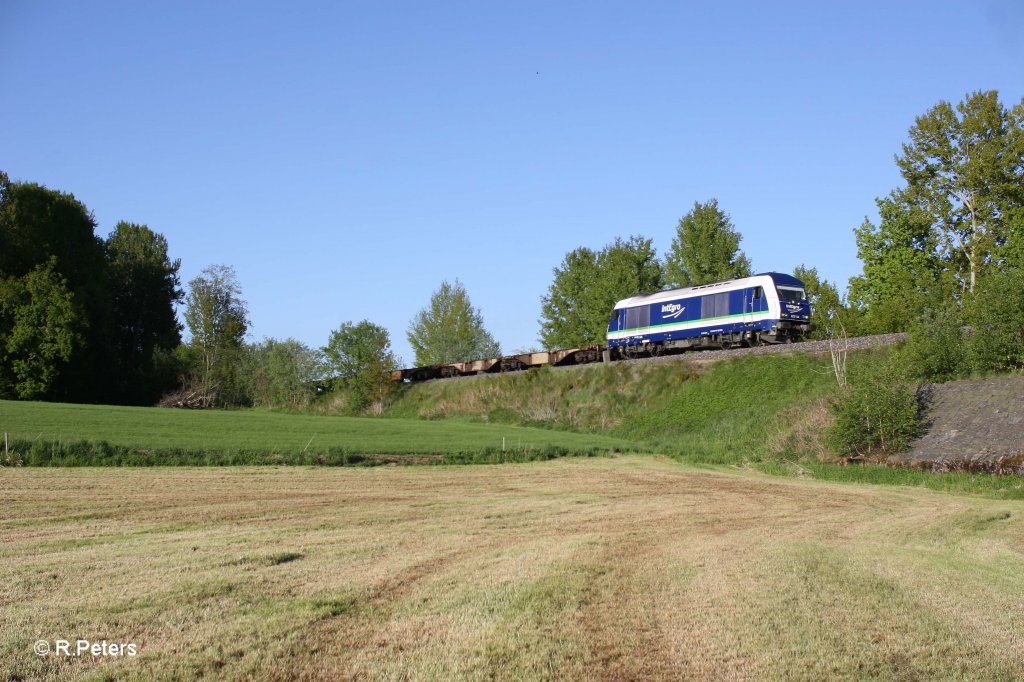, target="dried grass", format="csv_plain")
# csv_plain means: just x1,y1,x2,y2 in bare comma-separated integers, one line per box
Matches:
3,458,1023,680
